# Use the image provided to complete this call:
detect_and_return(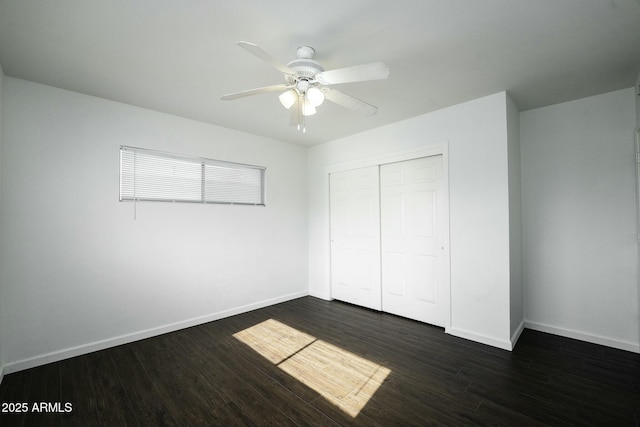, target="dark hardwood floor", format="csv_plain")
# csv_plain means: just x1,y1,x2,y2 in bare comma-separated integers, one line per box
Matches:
1,296,638,426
